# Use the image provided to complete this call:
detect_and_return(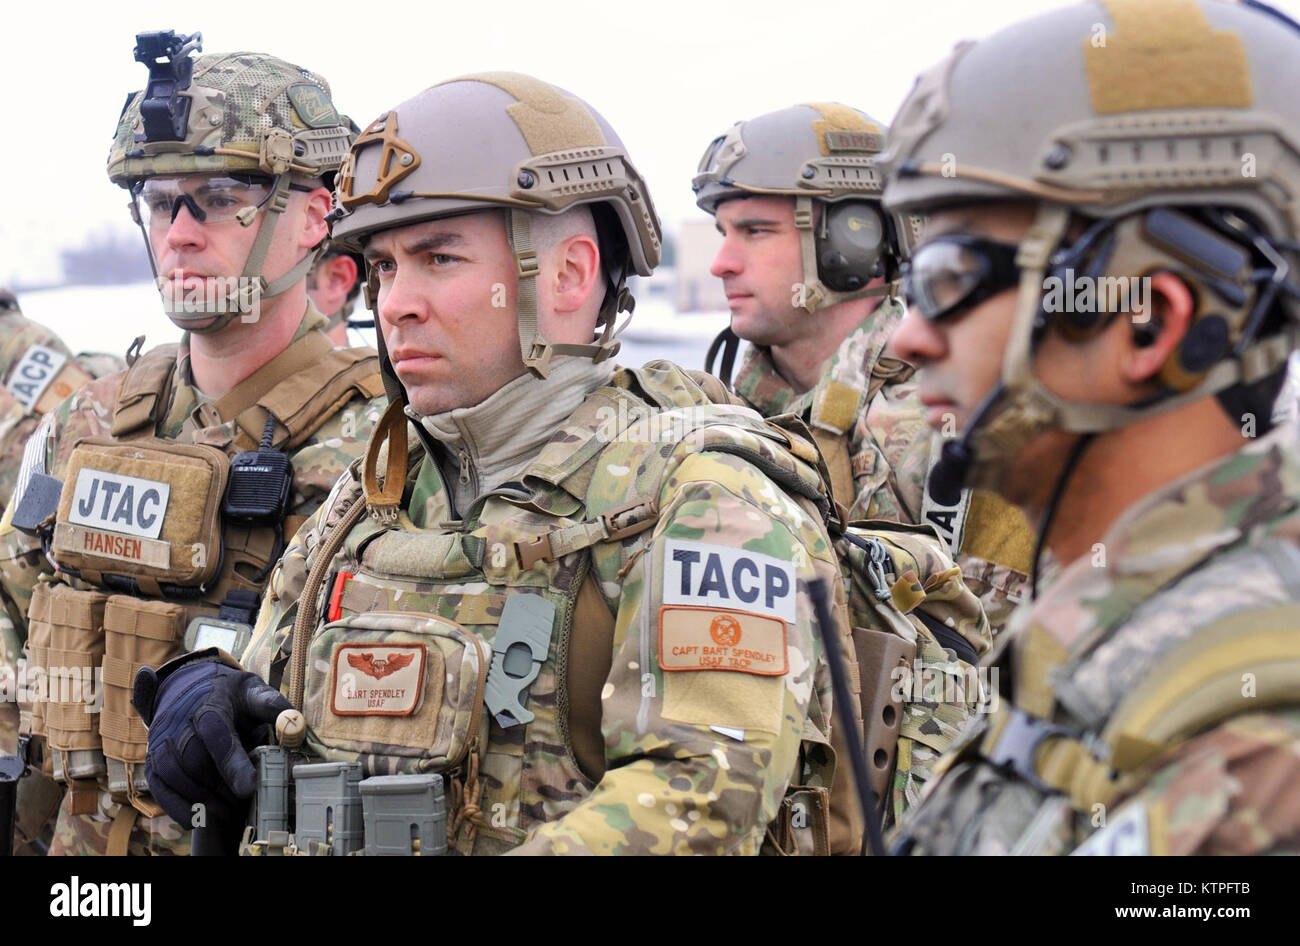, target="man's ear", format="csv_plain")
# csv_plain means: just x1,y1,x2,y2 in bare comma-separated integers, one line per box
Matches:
300,185,333,249
1121,271,1194,385
549,233,602,315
